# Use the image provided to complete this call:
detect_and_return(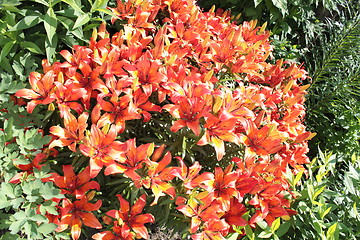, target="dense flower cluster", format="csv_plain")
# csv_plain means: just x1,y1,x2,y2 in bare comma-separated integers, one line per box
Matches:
14,0,315,239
